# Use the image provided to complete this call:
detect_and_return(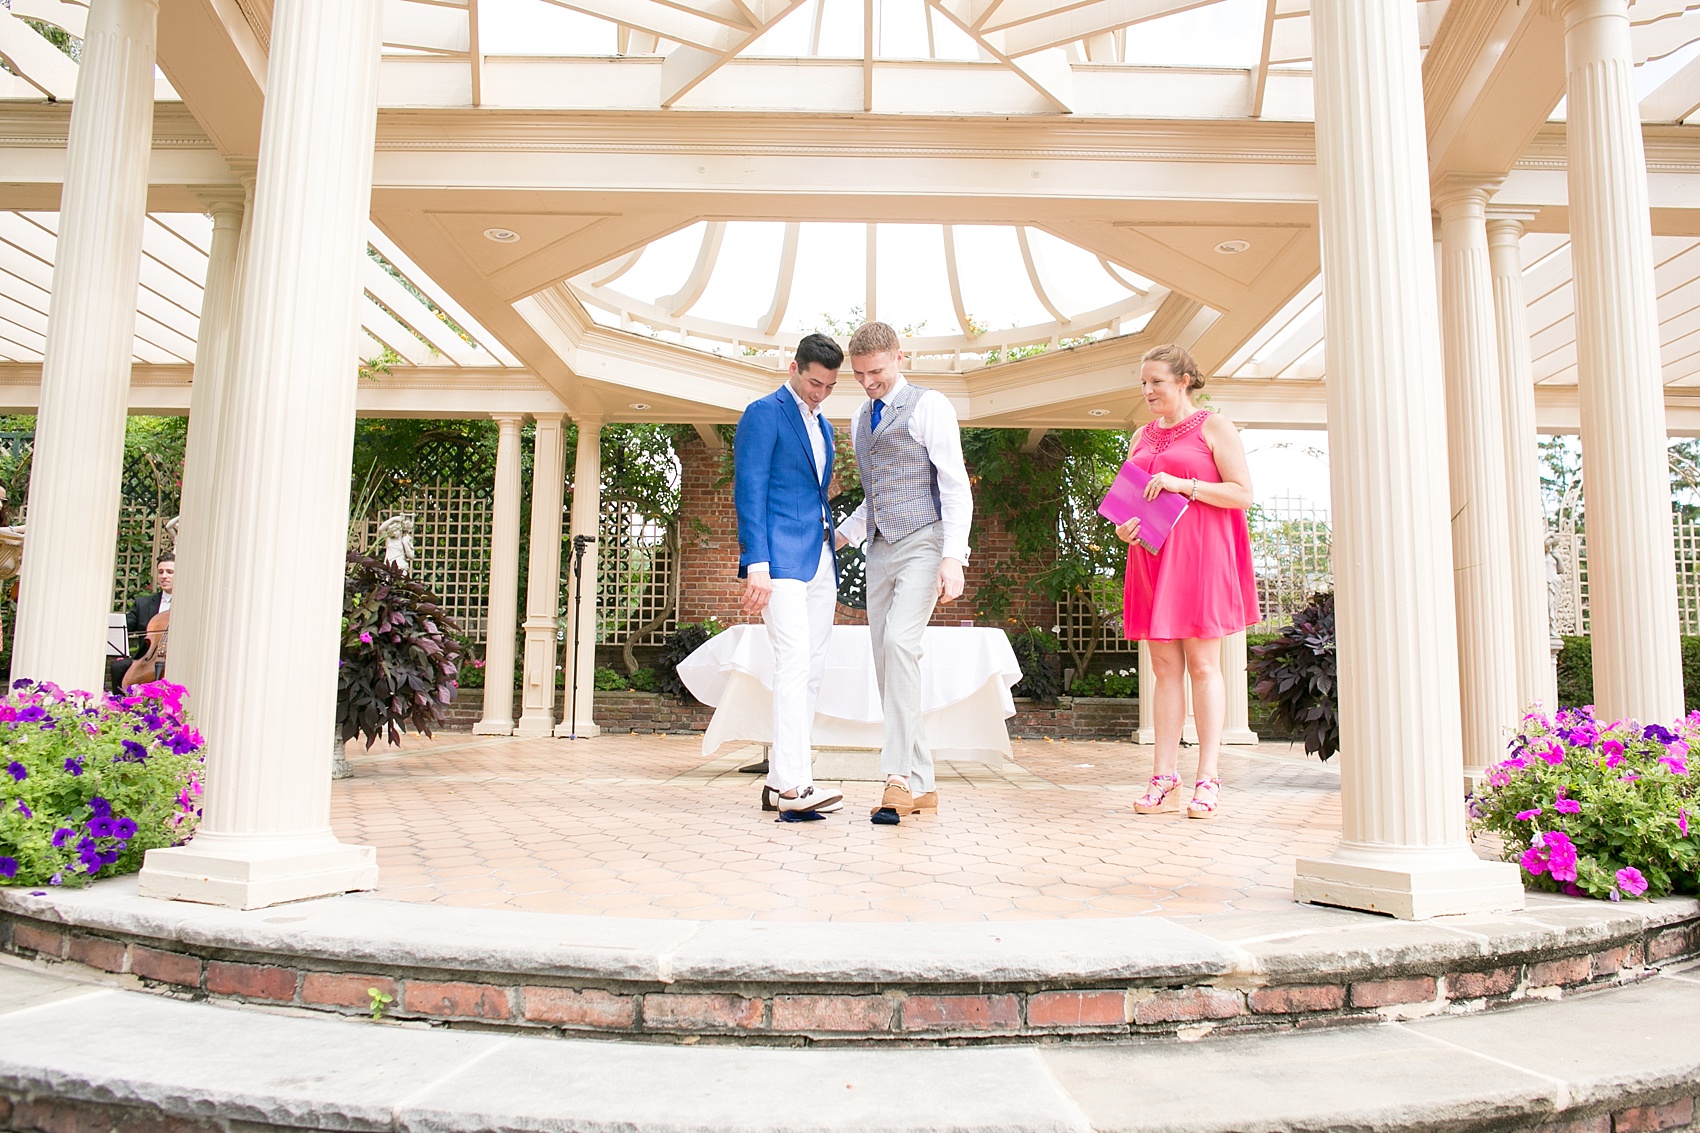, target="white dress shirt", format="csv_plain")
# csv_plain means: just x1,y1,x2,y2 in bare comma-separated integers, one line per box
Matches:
838,375,973,564
748,382,828,576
